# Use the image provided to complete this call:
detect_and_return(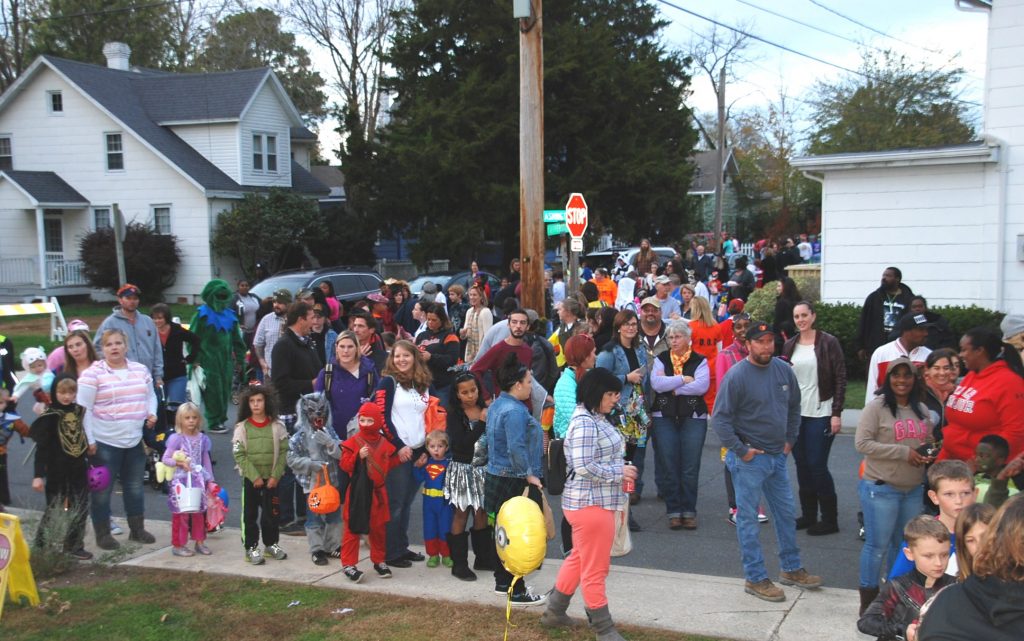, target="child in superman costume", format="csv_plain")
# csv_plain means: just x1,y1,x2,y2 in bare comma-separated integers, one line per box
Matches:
413,429,453,568
189,280,247,433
